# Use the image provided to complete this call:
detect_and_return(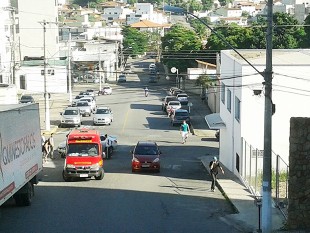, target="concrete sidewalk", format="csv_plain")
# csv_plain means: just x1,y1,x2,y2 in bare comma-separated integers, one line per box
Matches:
185,88,286,232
